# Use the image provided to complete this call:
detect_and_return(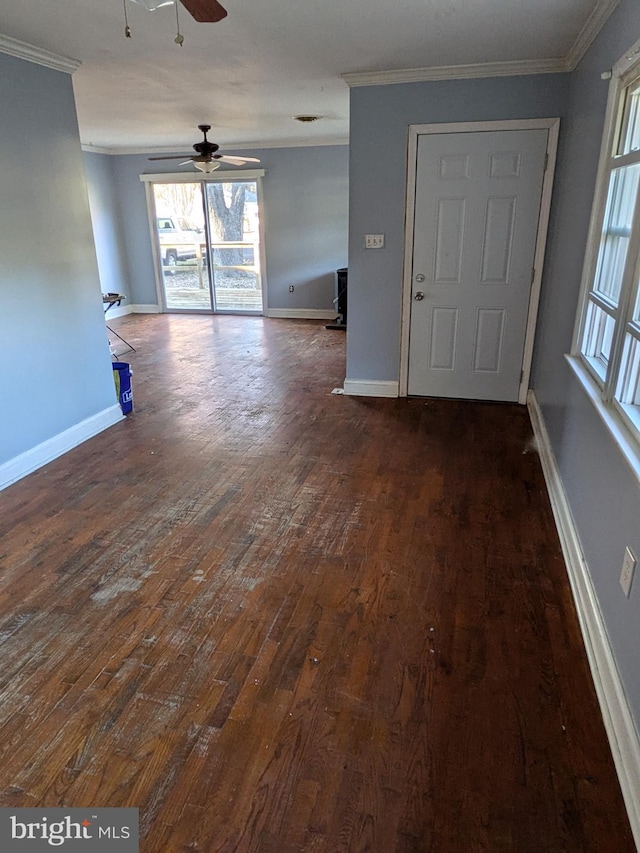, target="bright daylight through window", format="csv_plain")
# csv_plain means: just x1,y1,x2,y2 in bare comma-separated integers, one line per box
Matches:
577,52,640,443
